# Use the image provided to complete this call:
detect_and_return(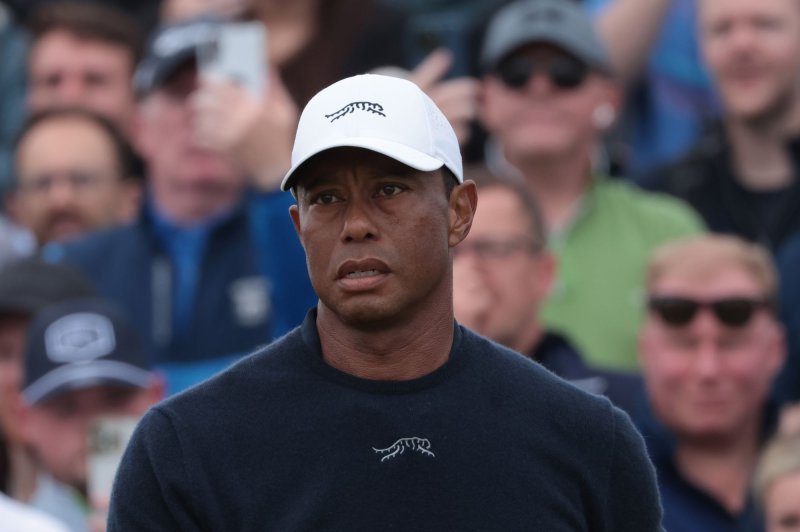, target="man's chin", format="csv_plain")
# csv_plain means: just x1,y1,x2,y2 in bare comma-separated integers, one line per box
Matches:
322,299,403,332
46,222,88,244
